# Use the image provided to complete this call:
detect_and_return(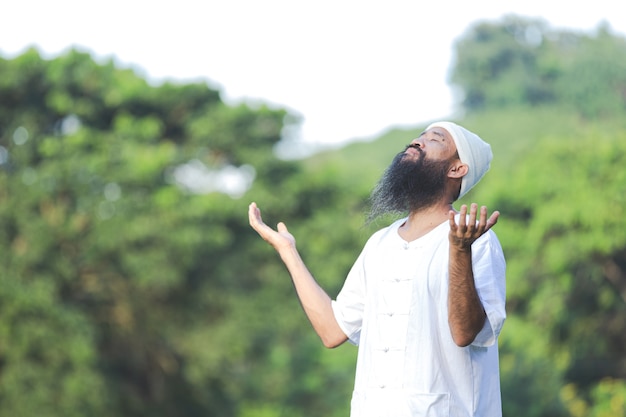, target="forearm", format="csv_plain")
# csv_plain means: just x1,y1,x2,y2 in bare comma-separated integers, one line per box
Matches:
278,246,348,348
448,246,486,347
